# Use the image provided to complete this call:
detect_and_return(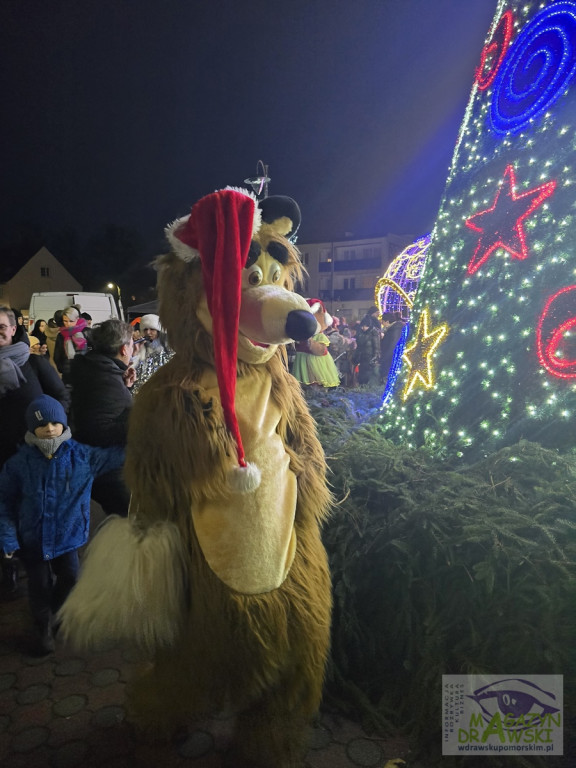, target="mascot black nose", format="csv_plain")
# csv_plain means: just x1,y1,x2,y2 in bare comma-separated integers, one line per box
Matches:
285,310,318,341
